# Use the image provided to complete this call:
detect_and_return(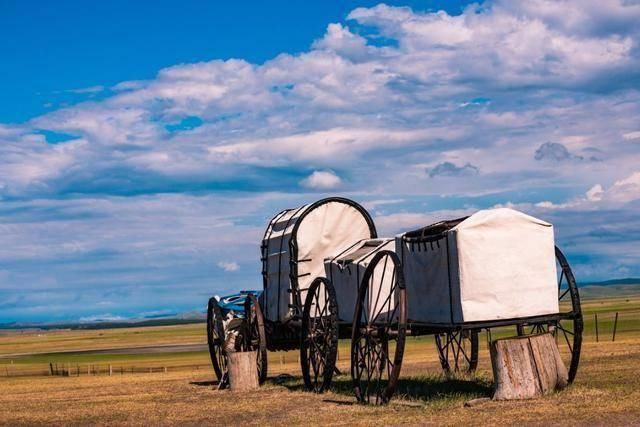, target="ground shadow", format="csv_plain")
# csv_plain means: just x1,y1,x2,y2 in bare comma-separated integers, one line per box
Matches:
190,380,219,387
276,373,492,402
